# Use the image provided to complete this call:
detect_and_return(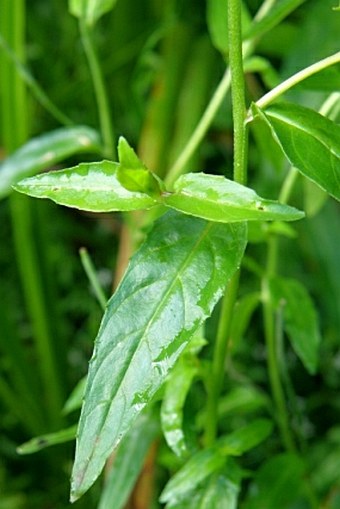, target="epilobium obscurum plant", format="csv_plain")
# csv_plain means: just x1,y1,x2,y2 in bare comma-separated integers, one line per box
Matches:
1,0,340,507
